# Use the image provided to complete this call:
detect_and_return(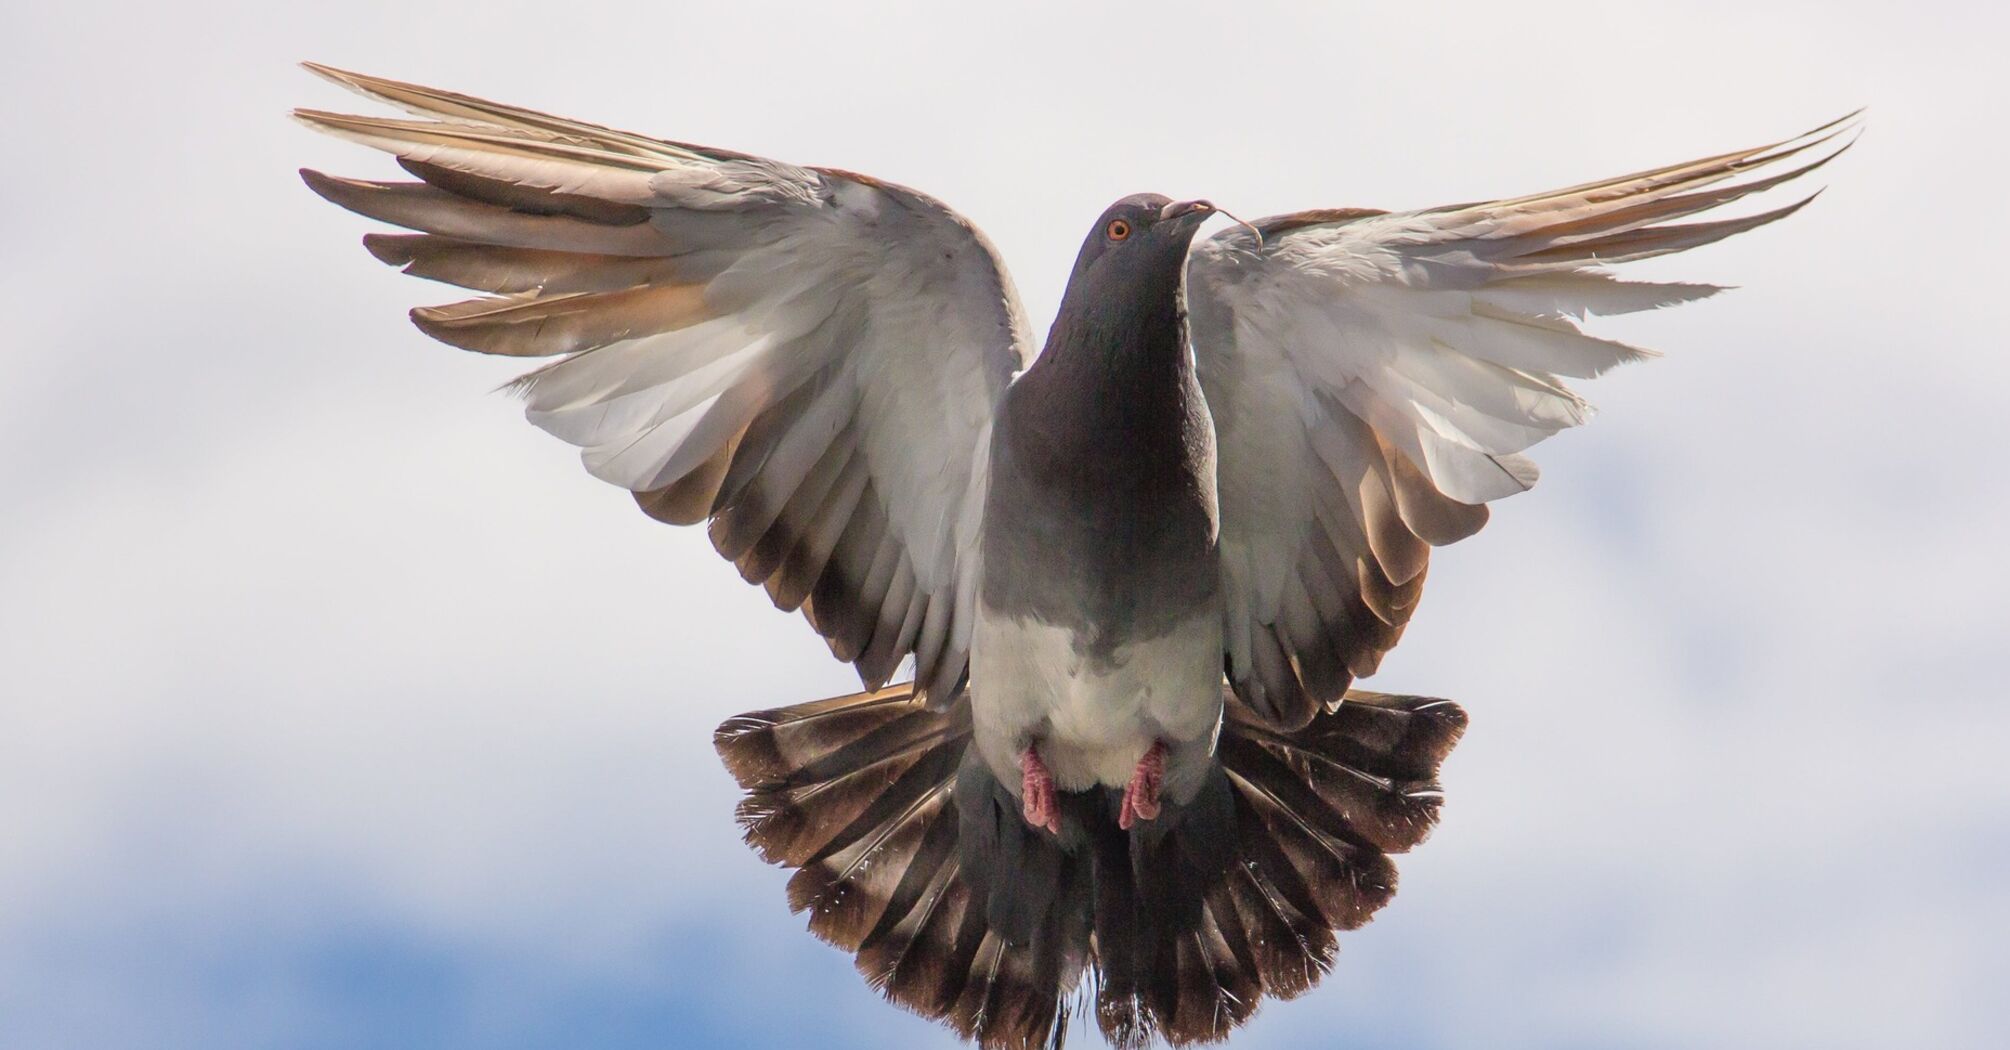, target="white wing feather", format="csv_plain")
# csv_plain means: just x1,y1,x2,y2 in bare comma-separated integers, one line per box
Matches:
298,65,1032,699
1189,114,1858,727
